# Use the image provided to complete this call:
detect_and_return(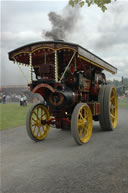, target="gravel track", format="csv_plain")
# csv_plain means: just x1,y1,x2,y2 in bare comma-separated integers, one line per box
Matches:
1,108,128,193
